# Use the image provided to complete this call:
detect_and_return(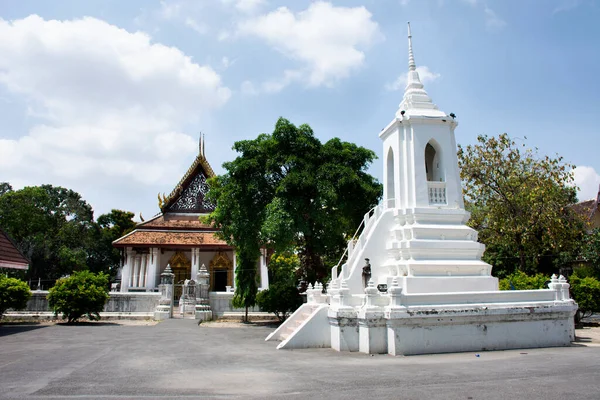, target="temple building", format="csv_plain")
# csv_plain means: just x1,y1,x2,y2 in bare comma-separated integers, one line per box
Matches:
113,138,269,297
